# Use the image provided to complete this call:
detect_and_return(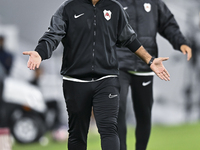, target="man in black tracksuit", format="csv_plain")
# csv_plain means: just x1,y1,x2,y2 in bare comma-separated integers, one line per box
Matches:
116,0,192,150
23,0,170,150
